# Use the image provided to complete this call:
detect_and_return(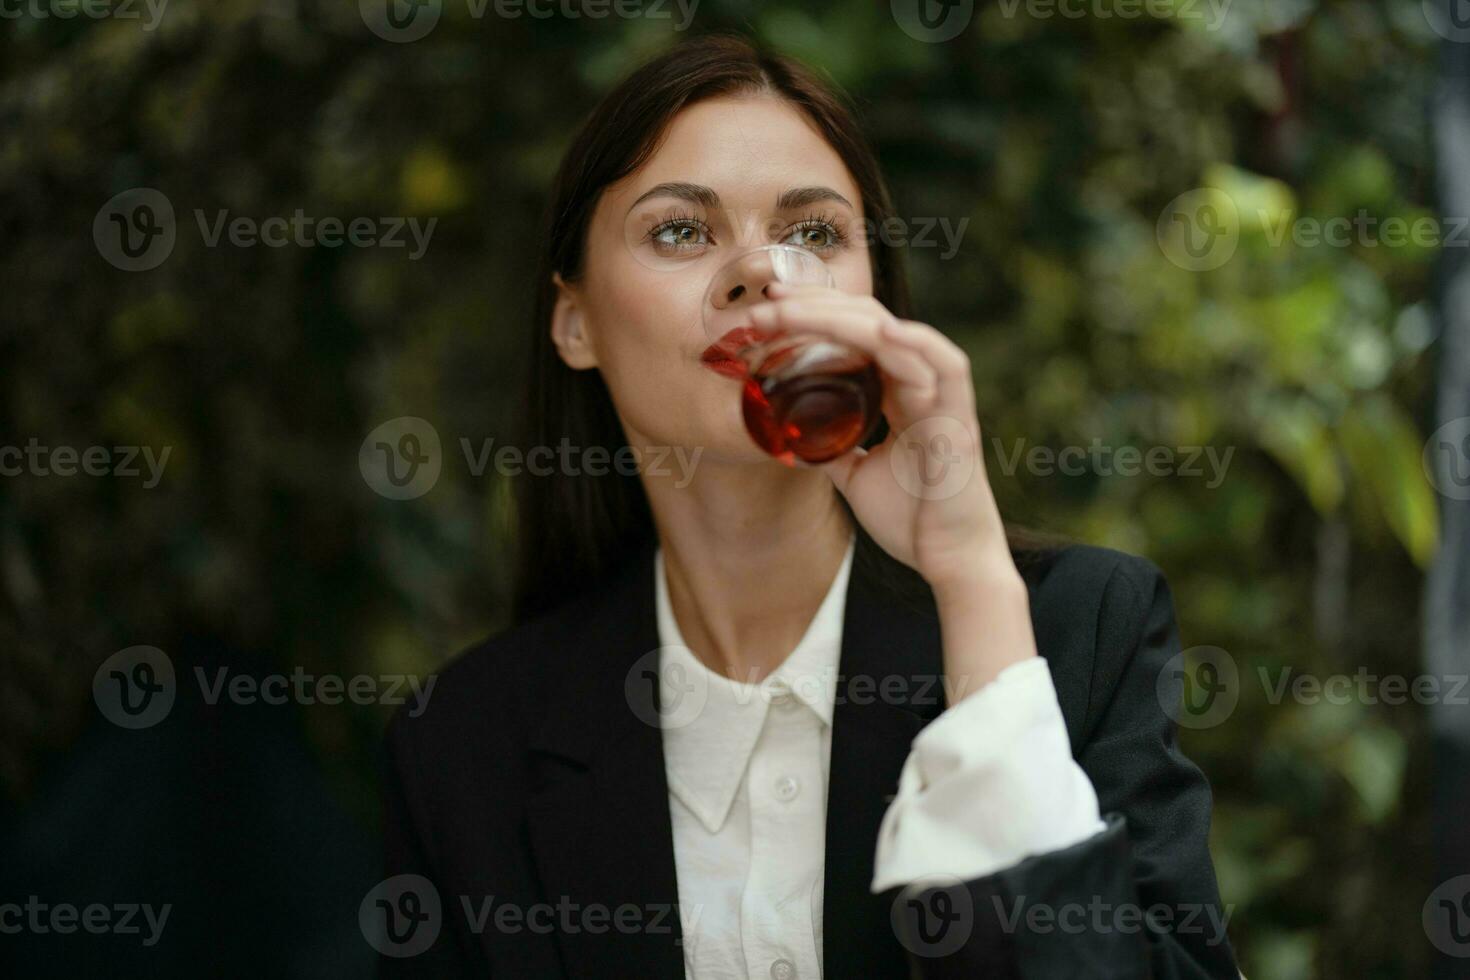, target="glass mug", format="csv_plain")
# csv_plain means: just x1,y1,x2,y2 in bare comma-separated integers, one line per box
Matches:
699,244,883,466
